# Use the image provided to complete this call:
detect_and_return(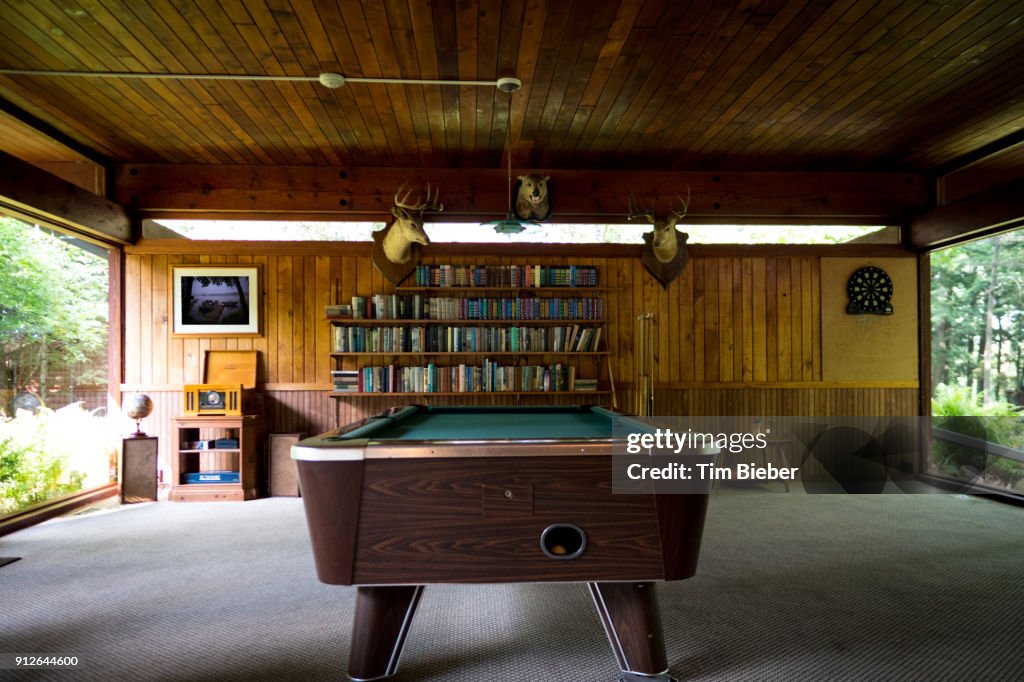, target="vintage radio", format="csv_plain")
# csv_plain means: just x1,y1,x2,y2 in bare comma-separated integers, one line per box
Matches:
182,350,259,416
183,384,244,415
